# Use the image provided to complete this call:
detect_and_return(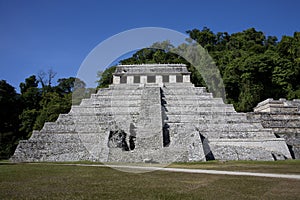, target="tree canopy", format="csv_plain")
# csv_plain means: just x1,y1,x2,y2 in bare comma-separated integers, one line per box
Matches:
0,75,78,159
98,27,300,111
